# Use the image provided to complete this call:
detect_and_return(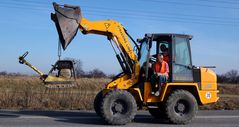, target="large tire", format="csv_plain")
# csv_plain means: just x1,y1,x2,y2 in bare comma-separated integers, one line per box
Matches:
148,104,167,119
100,89,137,125
94,90,104,117
165,90,198,124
